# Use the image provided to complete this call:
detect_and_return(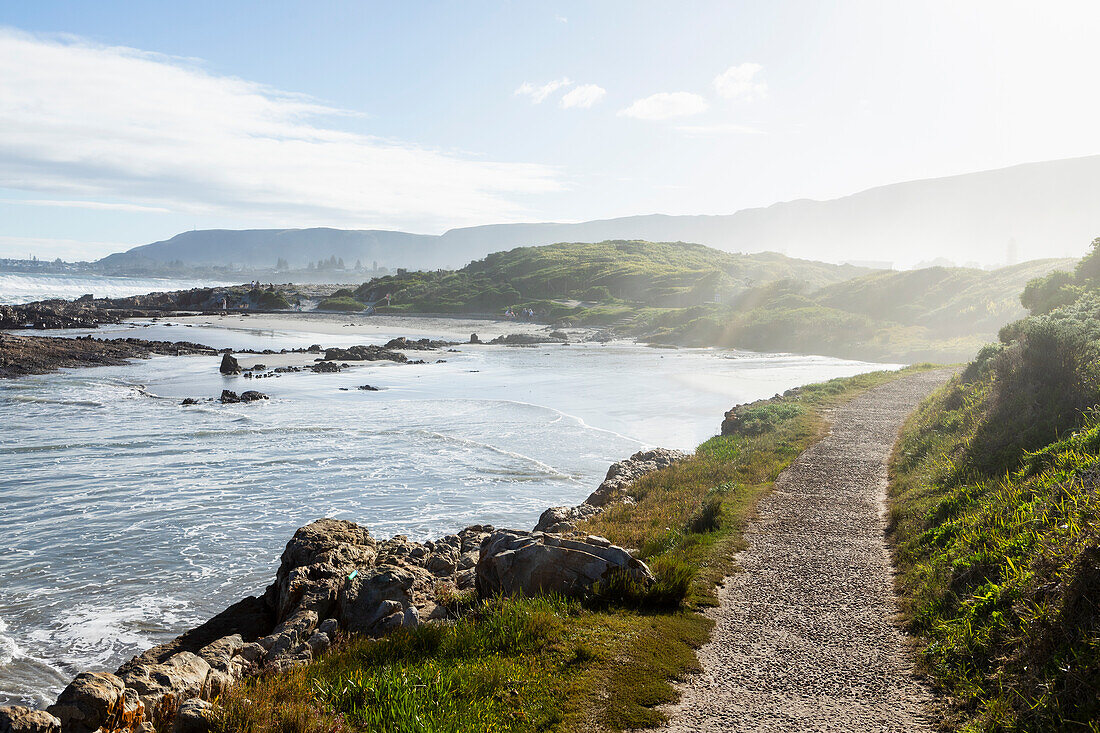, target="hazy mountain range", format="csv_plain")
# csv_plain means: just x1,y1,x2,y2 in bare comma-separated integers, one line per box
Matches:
96,155,1100,273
